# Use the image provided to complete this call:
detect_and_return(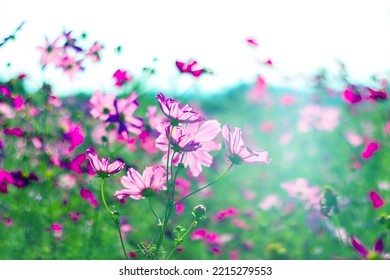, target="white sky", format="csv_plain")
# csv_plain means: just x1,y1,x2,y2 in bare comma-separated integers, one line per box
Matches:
1,0,390,95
